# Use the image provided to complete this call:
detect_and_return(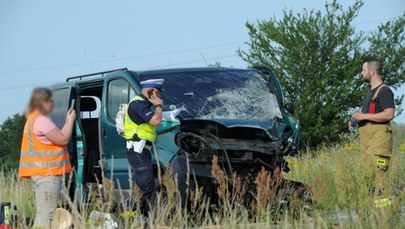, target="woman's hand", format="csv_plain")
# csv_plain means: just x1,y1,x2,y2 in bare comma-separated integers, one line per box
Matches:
66,108,76,124
46,108,76,146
